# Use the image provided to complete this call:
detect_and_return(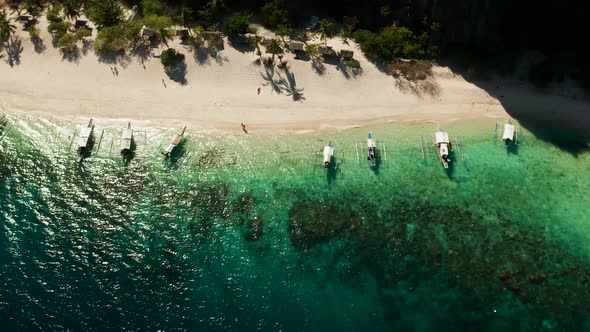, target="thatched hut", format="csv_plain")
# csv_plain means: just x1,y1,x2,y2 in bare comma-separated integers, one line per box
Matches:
339,49,354,60
319,45,336,57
